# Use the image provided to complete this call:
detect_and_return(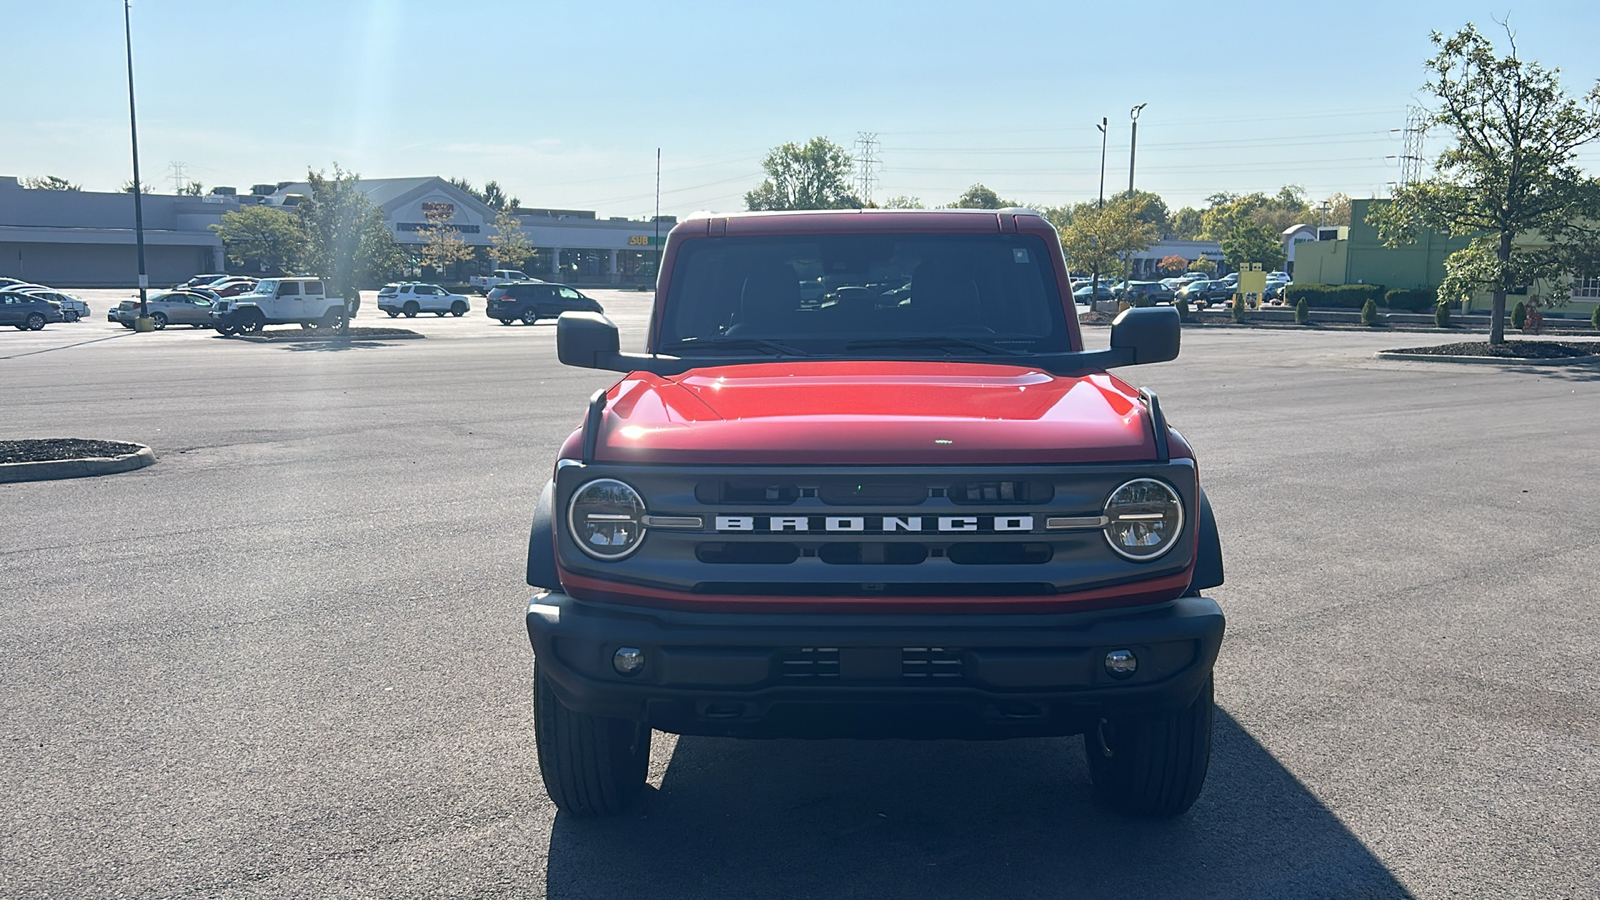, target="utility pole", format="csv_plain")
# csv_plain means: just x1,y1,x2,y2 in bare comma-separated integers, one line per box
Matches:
854,132,880,206
652,148,661,287
1123,103,1146,294
124,0,149,325
1092,117,1108,306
